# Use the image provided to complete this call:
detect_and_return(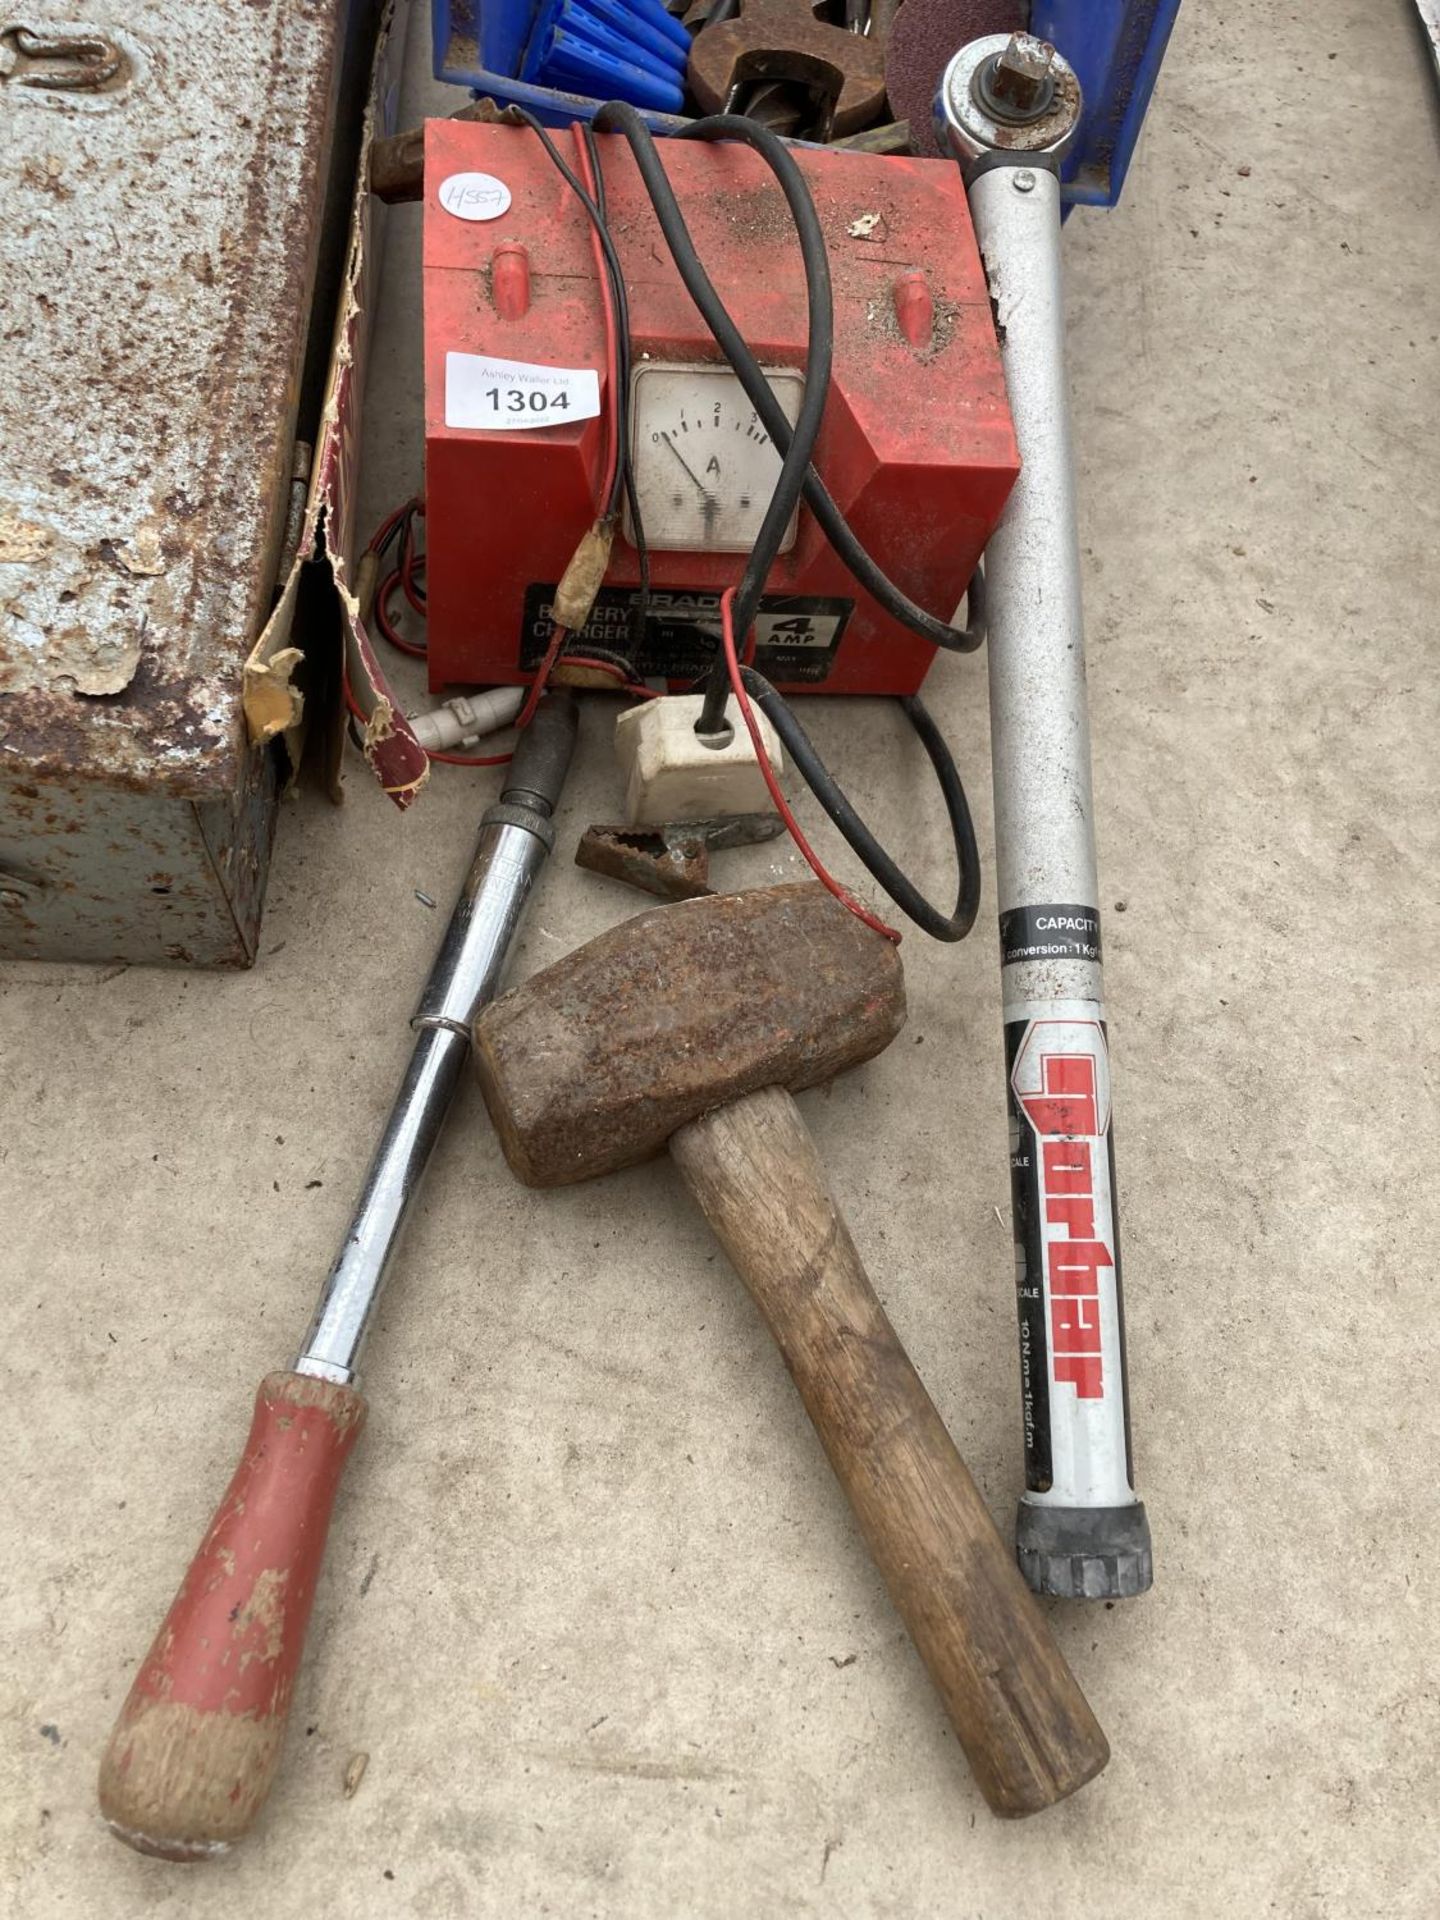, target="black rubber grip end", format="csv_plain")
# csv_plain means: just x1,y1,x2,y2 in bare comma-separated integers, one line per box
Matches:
502,692,579,817
1016,1500,1153,1600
